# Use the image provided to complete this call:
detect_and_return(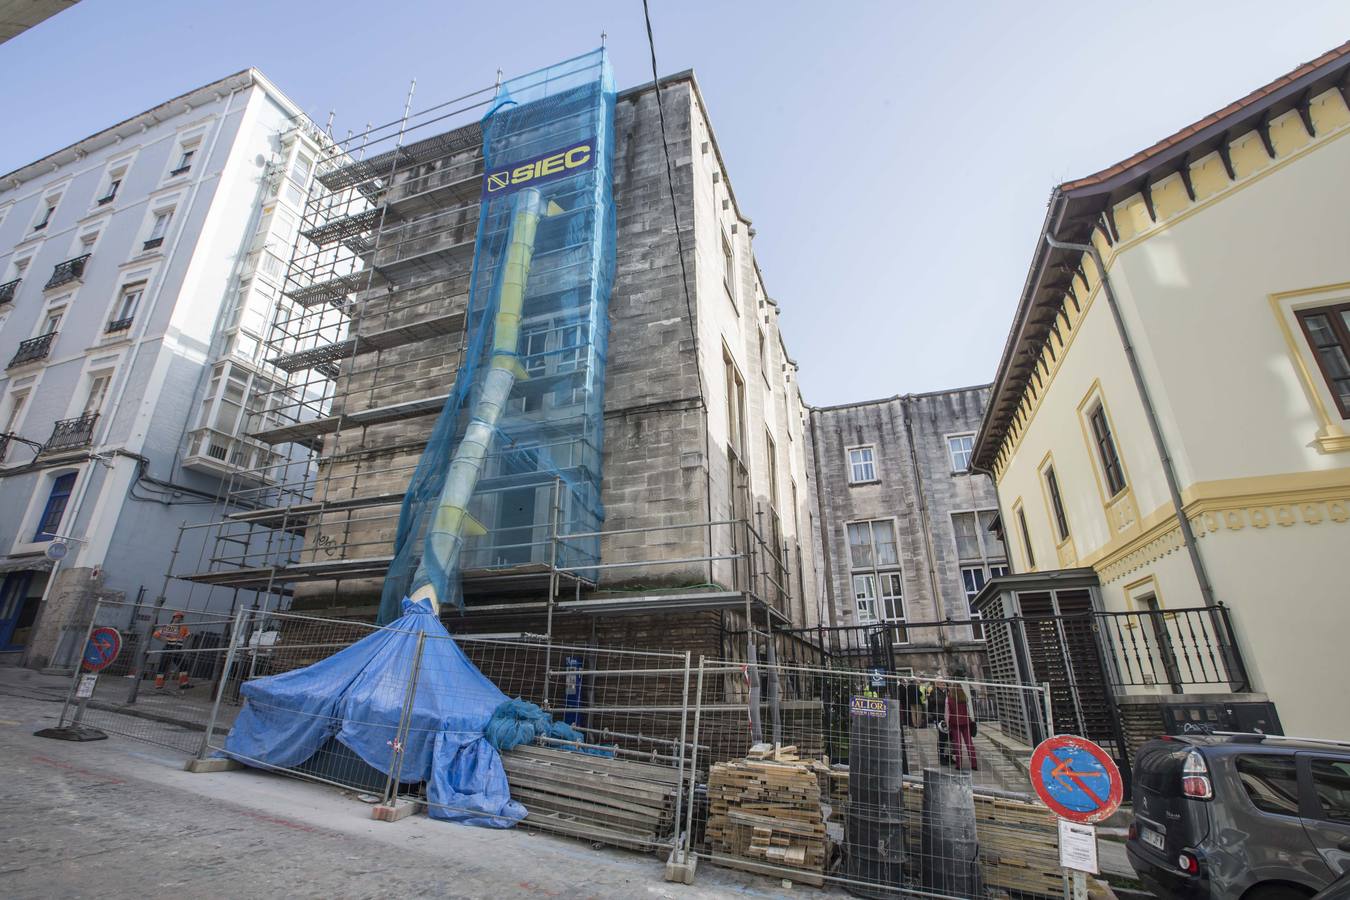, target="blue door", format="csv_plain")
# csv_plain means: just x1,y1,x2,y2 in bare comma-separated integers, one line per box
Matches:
0,571,35,651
